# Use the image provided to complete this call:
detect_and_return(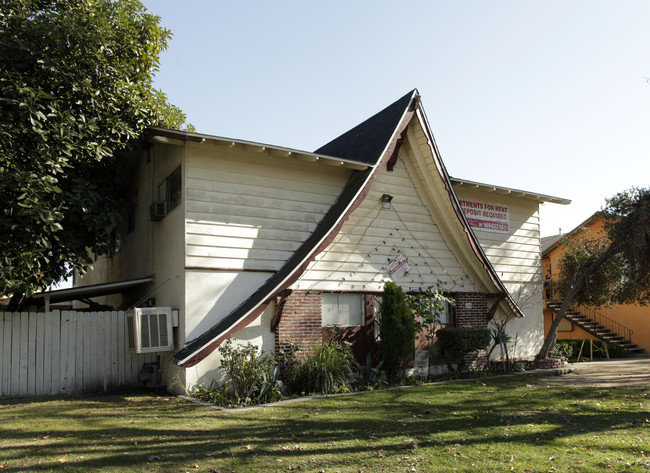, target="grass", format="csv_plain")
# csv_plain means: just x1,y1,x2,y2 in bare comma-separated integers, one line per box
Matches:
1,374,649,472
